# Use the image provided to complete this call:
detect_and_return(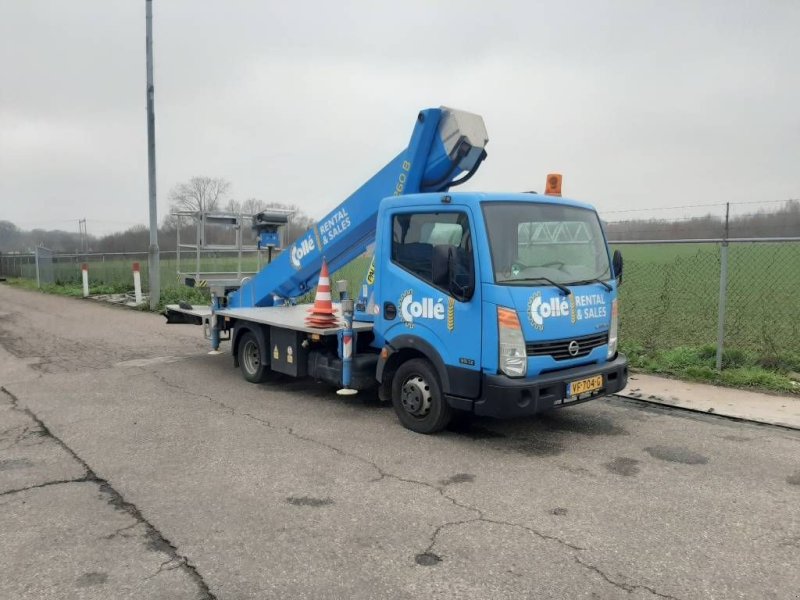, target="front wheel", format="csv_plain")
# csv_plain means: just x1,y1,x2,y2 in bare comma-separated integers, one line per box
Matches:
391,358,452,434
238,331,270,383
